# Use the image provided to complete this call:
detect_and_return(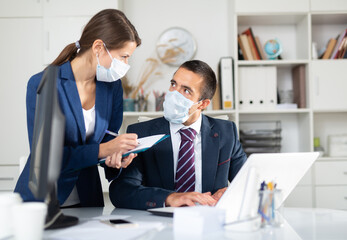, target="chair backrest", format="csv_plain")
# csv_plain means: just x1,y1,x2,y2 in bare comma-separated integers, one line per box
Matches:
138,116,154,123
